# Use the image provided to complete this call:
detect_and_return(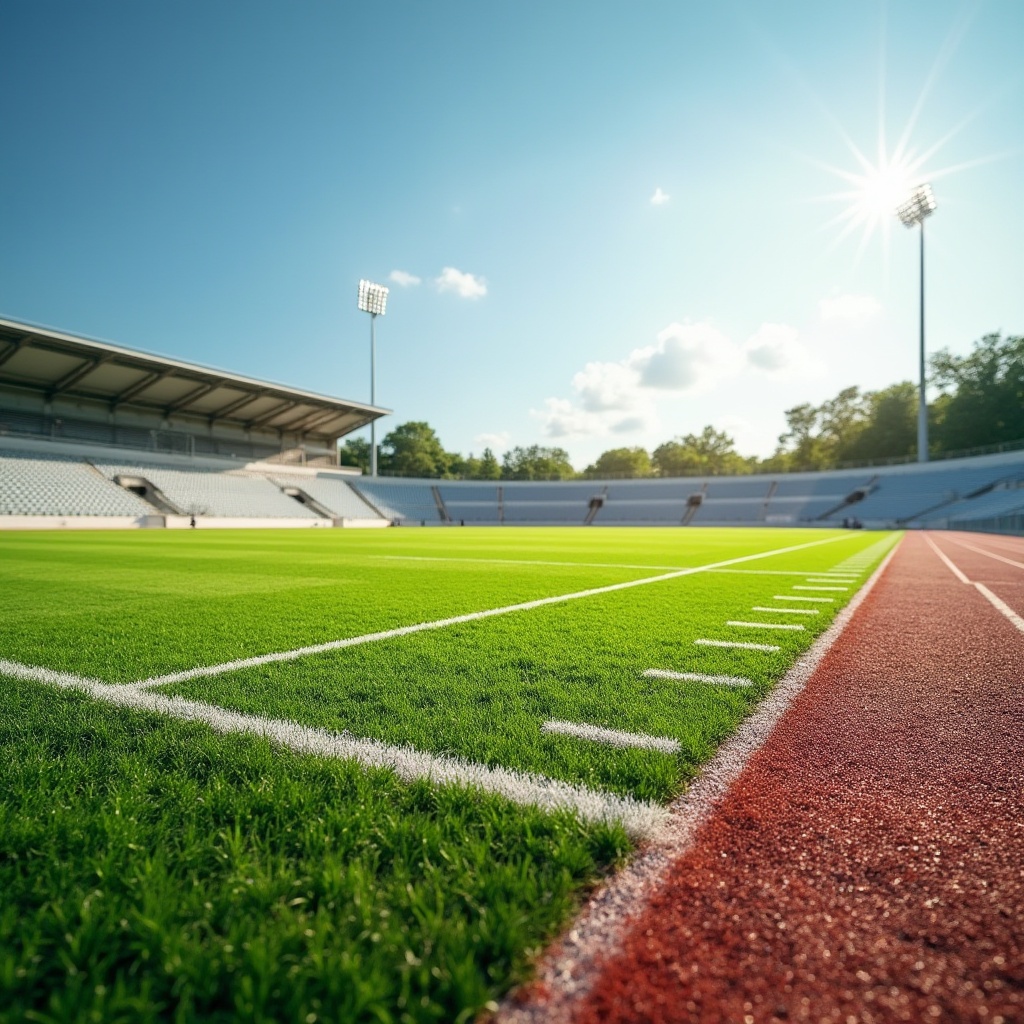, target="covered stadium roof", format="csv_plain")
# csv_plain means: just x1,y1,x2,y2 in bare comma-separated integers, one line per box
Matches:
0,317,389,441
